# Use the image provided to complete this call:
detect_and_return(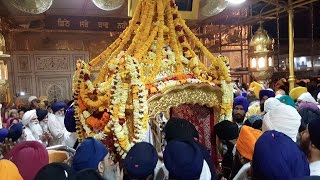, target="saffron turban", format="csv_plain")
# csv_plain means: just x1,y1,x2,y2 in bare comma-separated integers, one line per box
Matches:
0,128,8,142
72,137,108,172
34,162,76,180
214,120,239,141
252,130,310,179
233,96,249,112
164,141,203,180
236,125,262,161
278,95,296,108
4,141,49,180
36,109,48,121
298,92,317,104
51,101,67,113
289,87,308,100
64,102,76,132
264,98,282,113
0,159,23,180
21,110,36,126
308,118,320,150
249,81,264,99
298,108,320,133
7,122,23,142
259,89,275,101
263,104,301,142
124,142,158,179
